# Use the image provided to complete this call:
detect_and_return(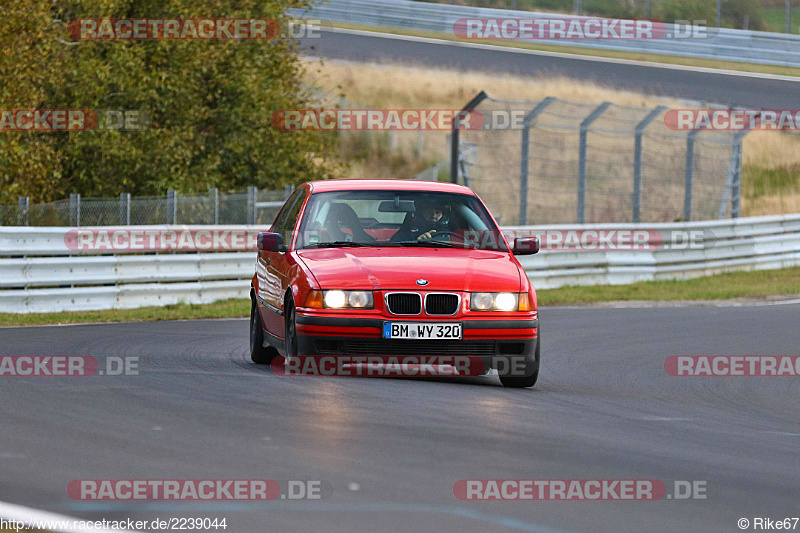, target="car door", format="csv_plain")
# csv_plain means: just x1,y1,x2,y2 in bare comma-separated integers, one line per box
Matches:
260,188,308,338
